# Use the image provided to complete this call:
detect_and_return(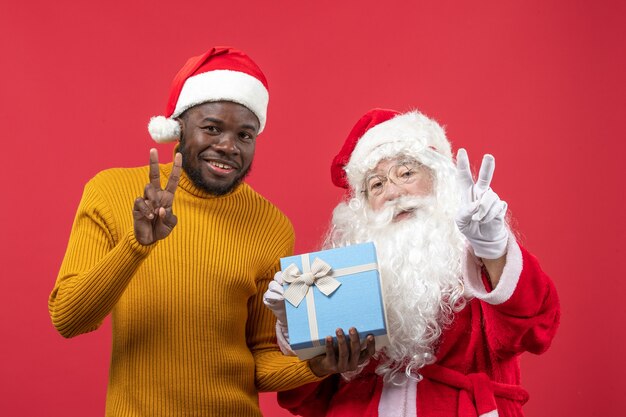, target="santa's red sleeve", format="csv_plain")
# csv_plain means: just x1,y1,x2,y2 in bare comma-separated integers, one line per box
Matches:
462,236,561,358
